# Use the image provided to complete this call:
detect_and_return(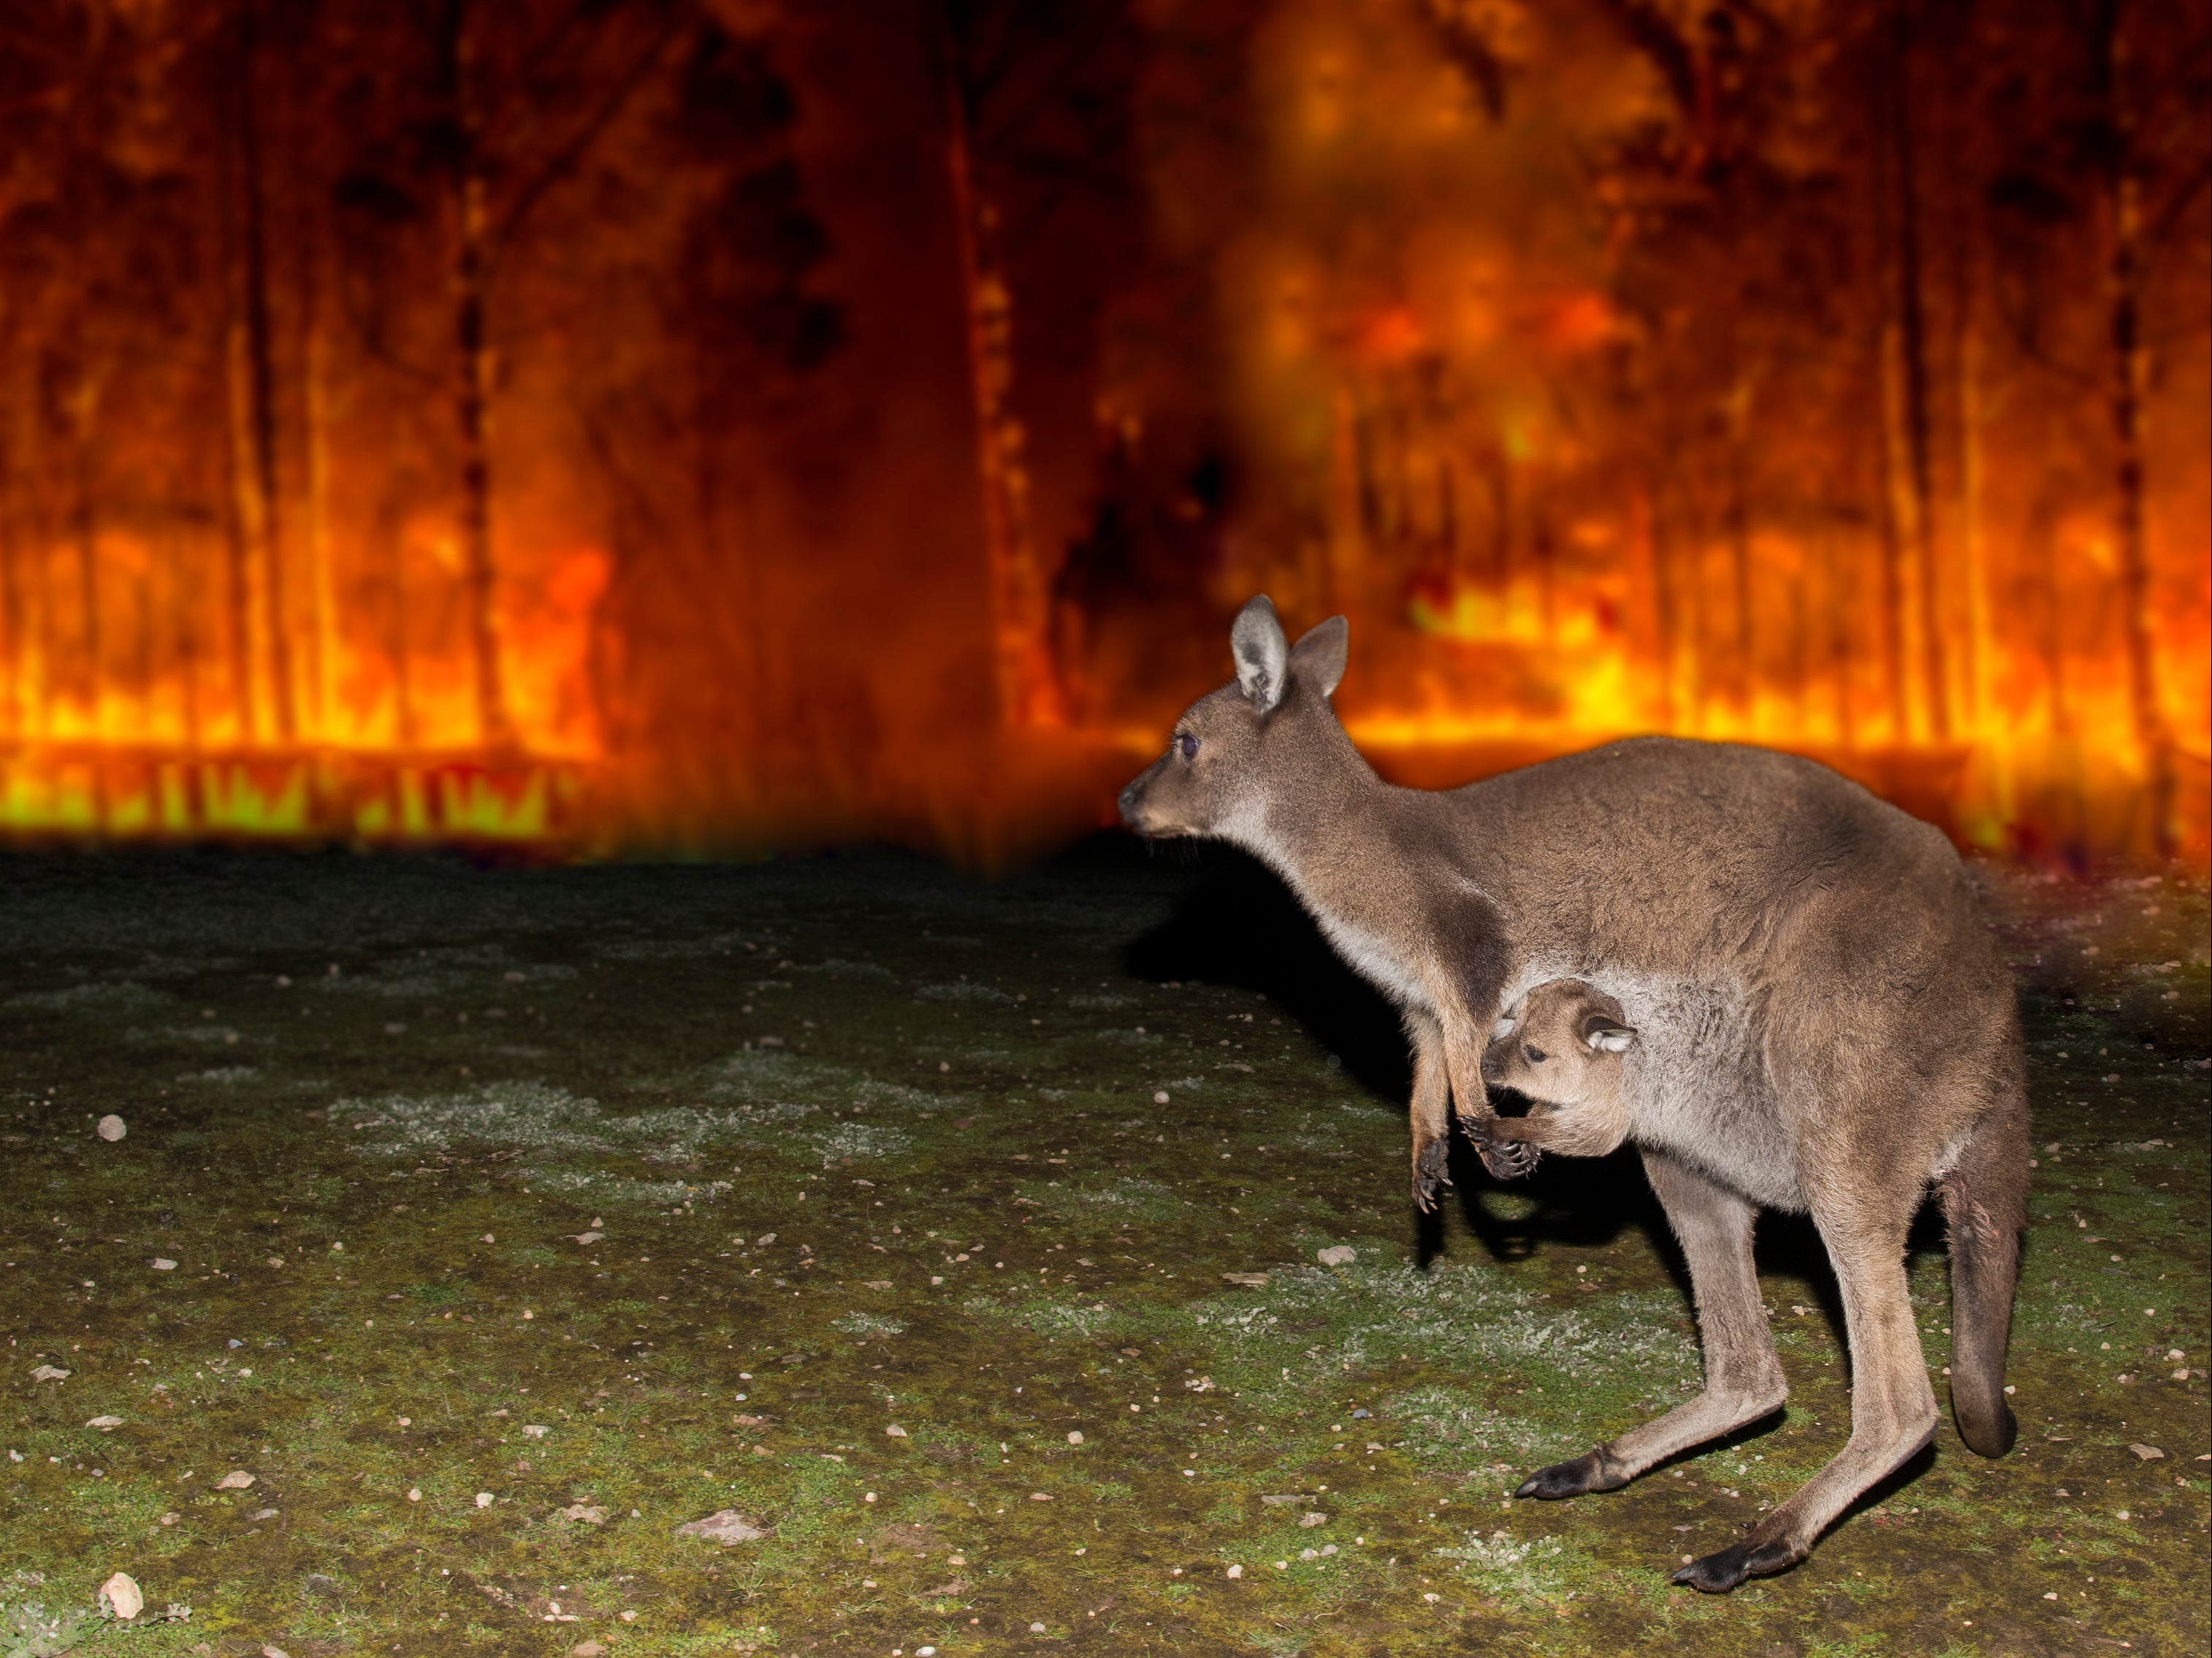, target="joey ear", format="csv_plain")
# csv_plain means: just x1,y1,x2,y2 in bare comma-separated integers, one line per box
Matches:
1582,1017,1635,1054
1289,614,1349,699
1231,594,1289,712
